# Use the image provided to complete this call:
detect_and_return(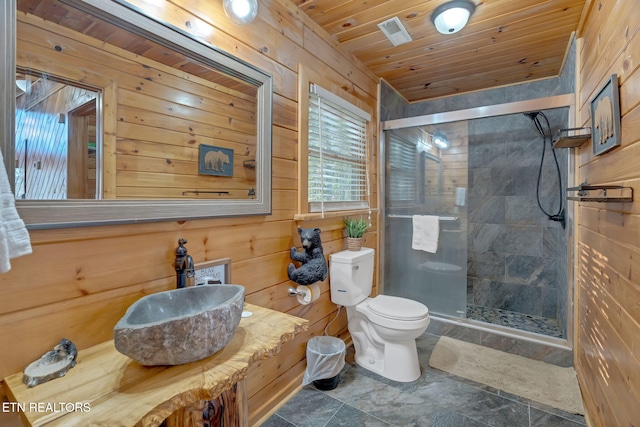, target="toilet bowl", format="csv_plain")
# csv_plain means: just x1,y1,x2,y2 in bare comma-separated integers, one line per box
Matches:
329,248,430,382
